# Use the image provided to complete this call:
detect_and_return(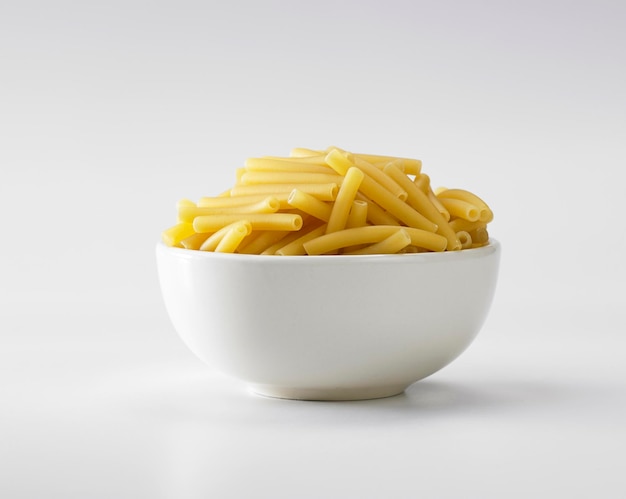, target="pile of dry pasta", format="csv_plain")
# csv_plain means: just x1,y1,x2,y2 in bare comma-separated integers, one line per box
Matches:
161,146,493,255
